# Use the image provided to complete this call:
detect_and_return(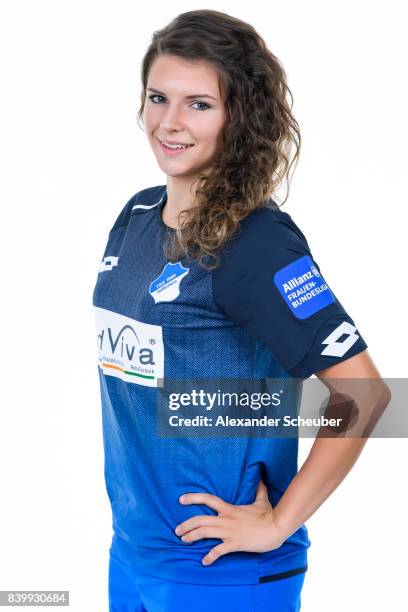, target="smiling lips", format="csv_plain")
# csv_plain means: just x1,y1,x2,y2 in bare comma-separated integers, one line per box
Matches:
157,137,195,156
